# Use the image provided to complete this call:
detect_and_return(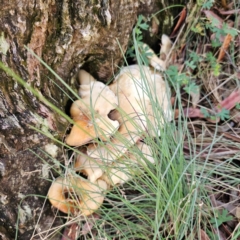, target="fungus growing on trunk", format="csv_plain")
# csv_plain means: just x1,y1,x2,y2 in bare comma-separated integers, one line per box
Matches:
50,35,174,217
65,72,119,146
74,148,105,183
101,141,155,186
87,64,172,161
48,176,107,216
160,34,173,61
